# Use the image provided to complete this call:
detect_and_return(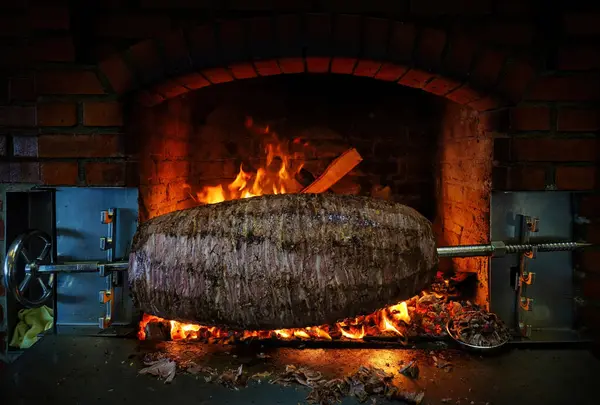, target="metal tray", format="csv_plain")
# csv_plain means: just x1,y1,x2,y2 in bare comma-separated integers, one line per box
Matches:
446,311,511,354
